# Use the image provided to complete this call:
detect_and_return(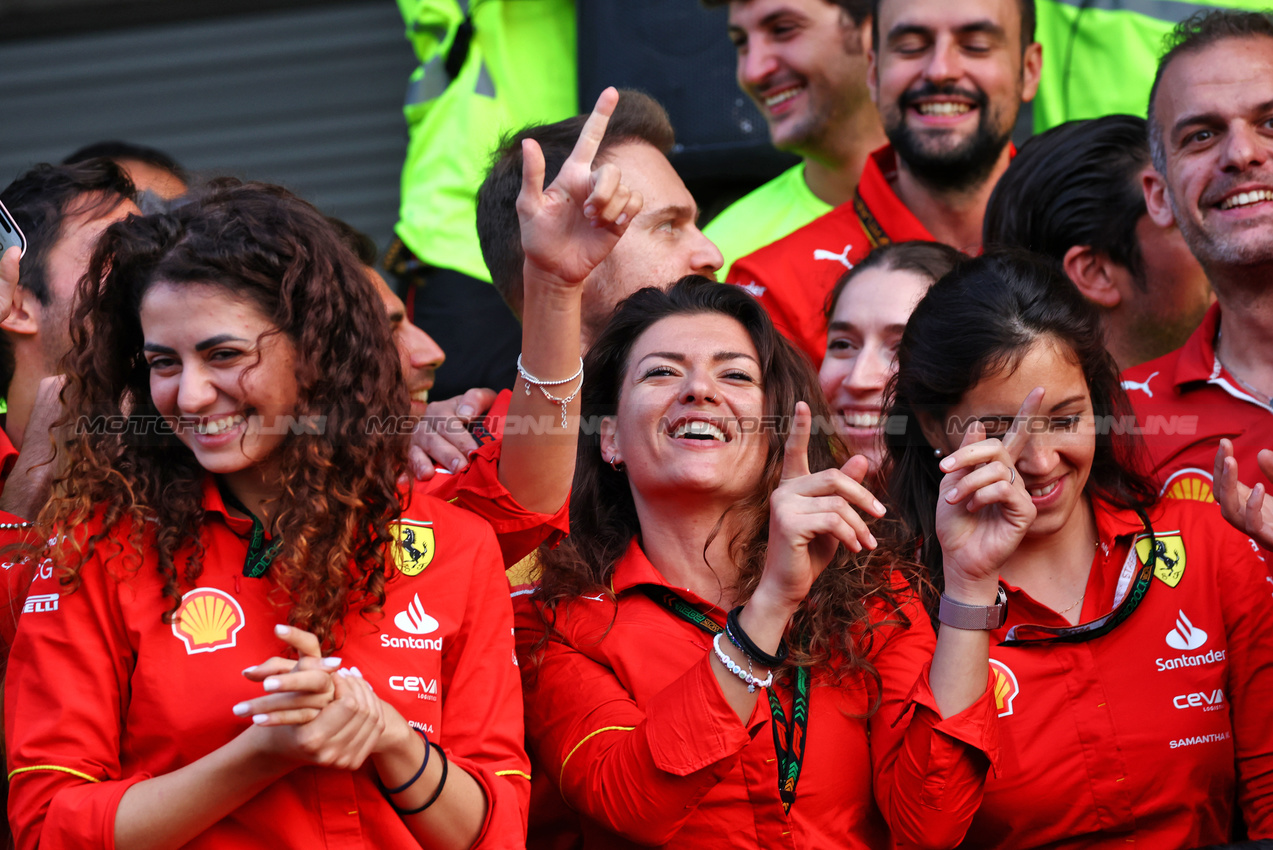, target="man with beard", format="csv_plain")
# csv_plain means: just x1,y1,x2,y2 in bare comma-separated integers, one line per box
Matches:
1122,11,1273,517
701,0,886,274
726,0,1040,366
